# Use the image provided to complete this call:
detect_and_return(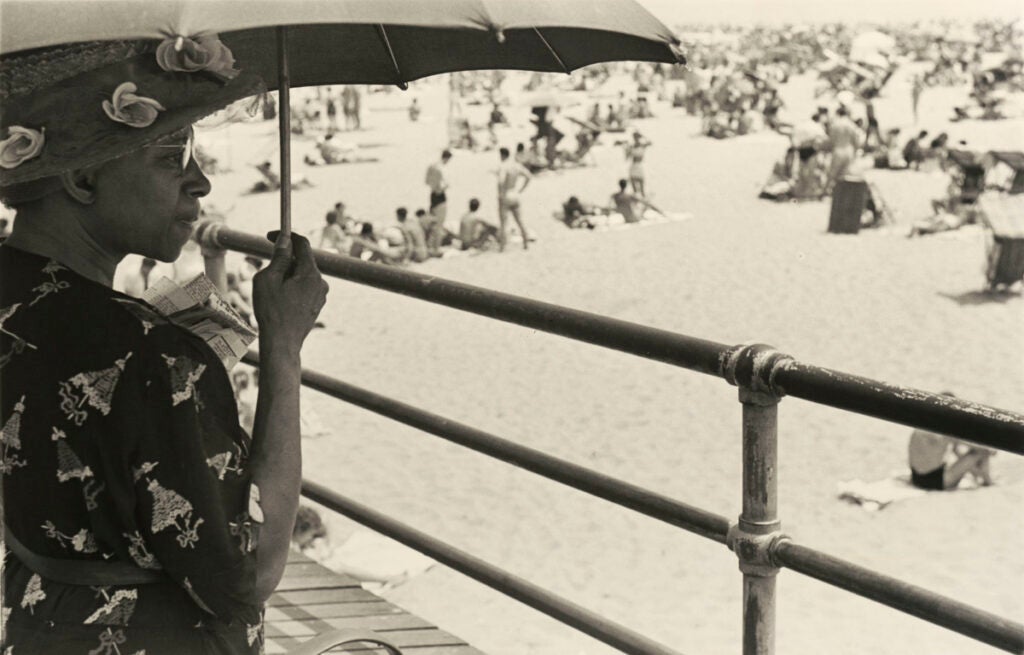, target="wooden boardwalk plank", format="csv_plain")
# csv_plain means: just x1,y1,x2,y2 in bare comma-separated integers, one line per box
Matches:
267,551,484,655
